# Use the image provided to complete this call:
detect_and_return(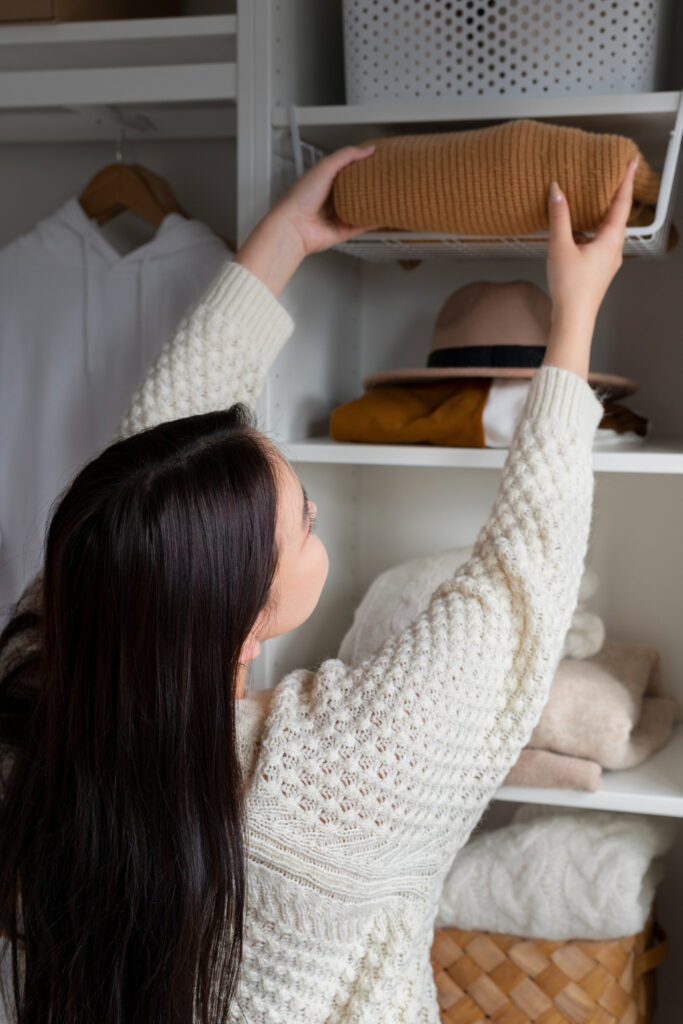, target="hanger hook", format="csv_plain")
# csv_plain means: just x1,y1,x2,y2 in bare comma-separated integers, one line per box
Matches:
115,121,126,164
